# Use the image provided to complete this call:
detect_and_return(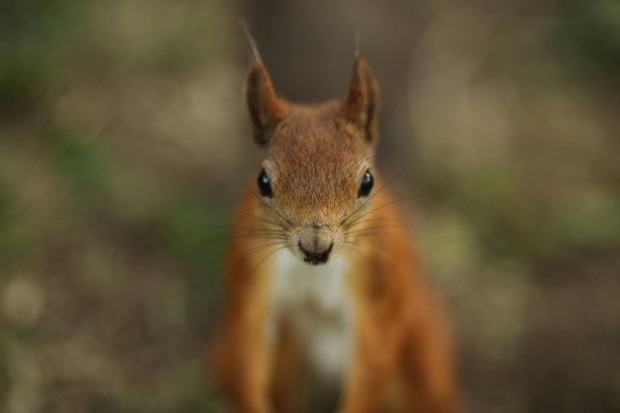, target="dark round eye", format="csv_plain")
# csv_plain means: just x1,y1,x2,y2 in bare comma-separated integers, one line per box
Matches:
257,168,273,198
358,170,374,198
